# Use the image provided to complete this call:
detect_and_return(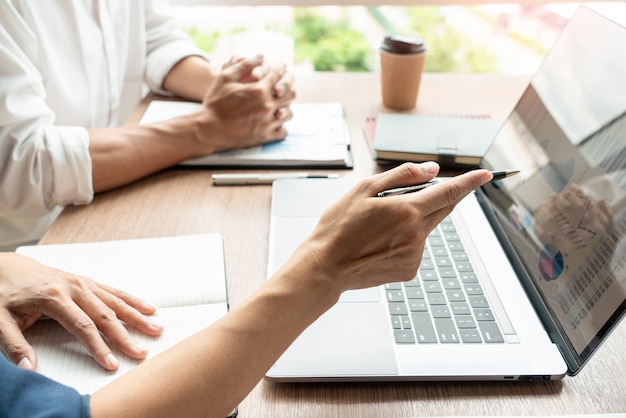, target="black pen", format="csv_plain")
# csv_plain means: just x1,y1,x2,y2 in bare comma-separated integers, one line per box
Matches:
377,169,520,197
